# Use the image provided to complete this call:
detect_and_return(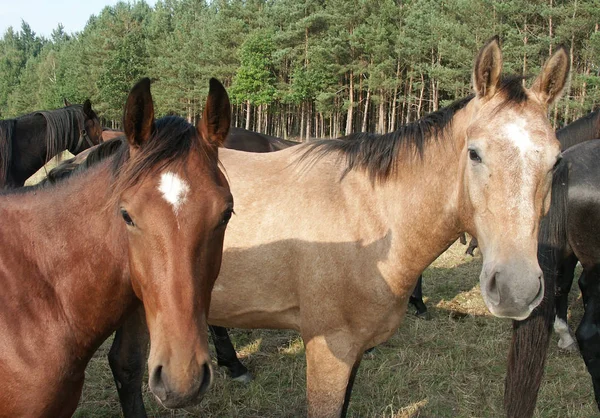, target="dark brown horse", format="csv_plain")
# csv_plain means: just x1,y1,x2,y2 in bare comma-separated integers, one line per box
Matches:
226,127,298,151
0,77,233,417
0,101,103,188
102,126,298,151
102,127,124,141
